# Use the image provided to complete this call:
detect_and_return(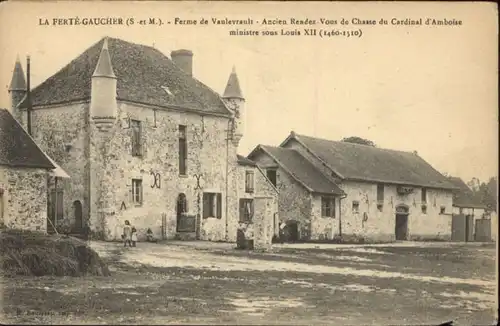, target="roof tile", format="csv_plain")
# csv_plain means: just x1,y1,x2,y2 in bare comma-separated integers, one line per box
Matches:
290,133,457,190
0,109,54,169
19,37,230,115
258,145,344,195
